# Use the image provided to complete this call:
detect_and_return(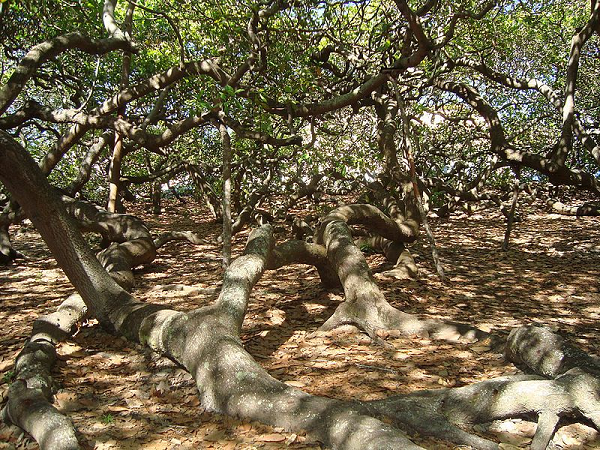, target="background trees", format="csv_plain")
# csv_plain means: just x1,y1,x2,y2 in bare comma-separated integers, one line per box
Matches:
2,0,598,220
